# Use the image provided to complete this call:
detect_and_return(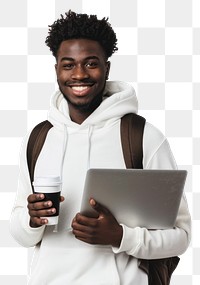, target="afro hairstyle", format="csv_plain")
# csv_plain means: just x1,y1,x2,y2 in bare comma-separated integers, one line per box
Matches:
45,10,118,59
